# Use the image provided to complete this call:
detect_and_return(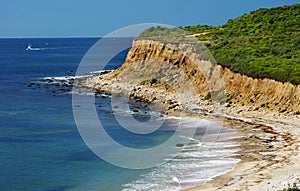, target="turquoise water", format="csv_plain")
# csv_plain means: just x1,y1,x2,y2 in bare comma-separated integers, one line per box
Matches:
0,38,240,191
